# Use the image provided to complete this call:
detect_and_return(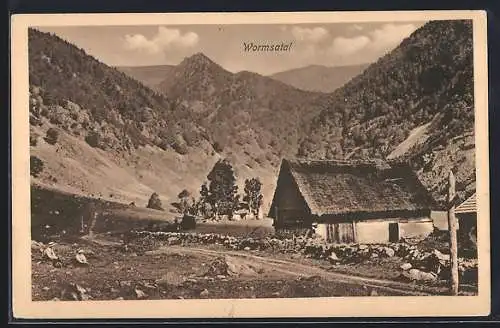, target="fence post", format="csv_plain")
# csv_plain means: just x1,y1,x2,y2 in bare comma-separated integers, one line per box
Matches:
447,170,459,295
